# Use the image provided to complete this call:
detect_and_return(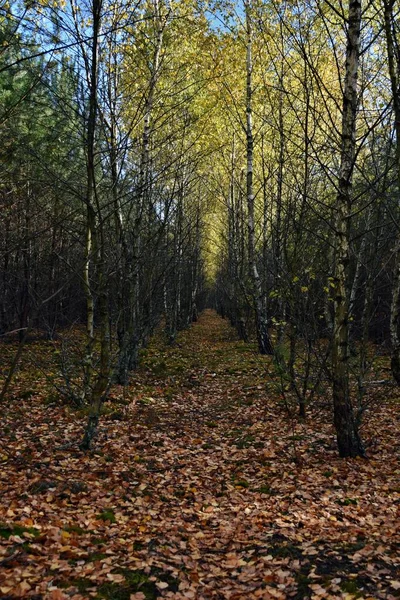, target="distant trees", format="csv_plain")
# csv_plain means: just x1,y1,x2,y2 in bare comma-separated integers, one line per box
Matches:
0,5,84,337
